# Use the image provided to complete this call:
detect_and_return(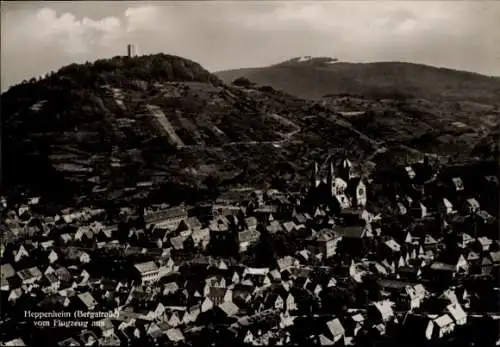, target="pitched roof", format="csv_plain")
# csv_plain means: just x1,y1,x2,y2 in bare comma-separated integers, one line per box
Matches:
282,221,296,233
0,264,15,280
244,267,269,276
466,198,480,209
446,303,466,322
434,314,454,328
3,338,26,346
443,198,453,209
490,251,500,263
266,220,283,234
373,301,394,320
424,234,438,245
17,267,42,281
134,261,158,274
245,217,258,228
338,225,365,239
277,256,295,271
315,229,341,242
170,235,186,250
430,262,455,272
384,239,401,252
219,302,239,316
166,328,185,342
451,177,464,190
77,292,97,308
478,210,493,222
326,318,345,337
238,230,260,243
